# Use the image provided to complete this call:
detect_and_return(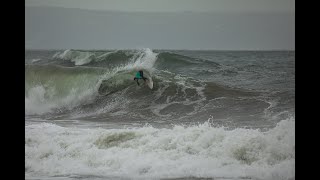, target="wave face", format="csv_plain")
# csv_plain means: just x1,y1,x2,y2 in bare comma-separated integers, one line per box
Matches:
25,49,159,116
25,65,103,115
25,49,294,126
